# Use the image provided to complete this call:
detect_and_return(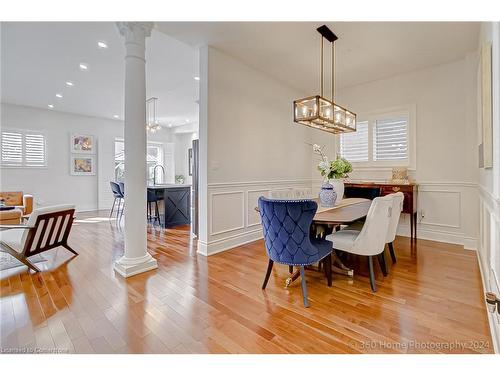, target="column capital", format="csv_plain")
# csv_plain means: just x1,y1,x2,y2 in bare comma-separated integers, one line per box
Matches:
116,22,154,44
